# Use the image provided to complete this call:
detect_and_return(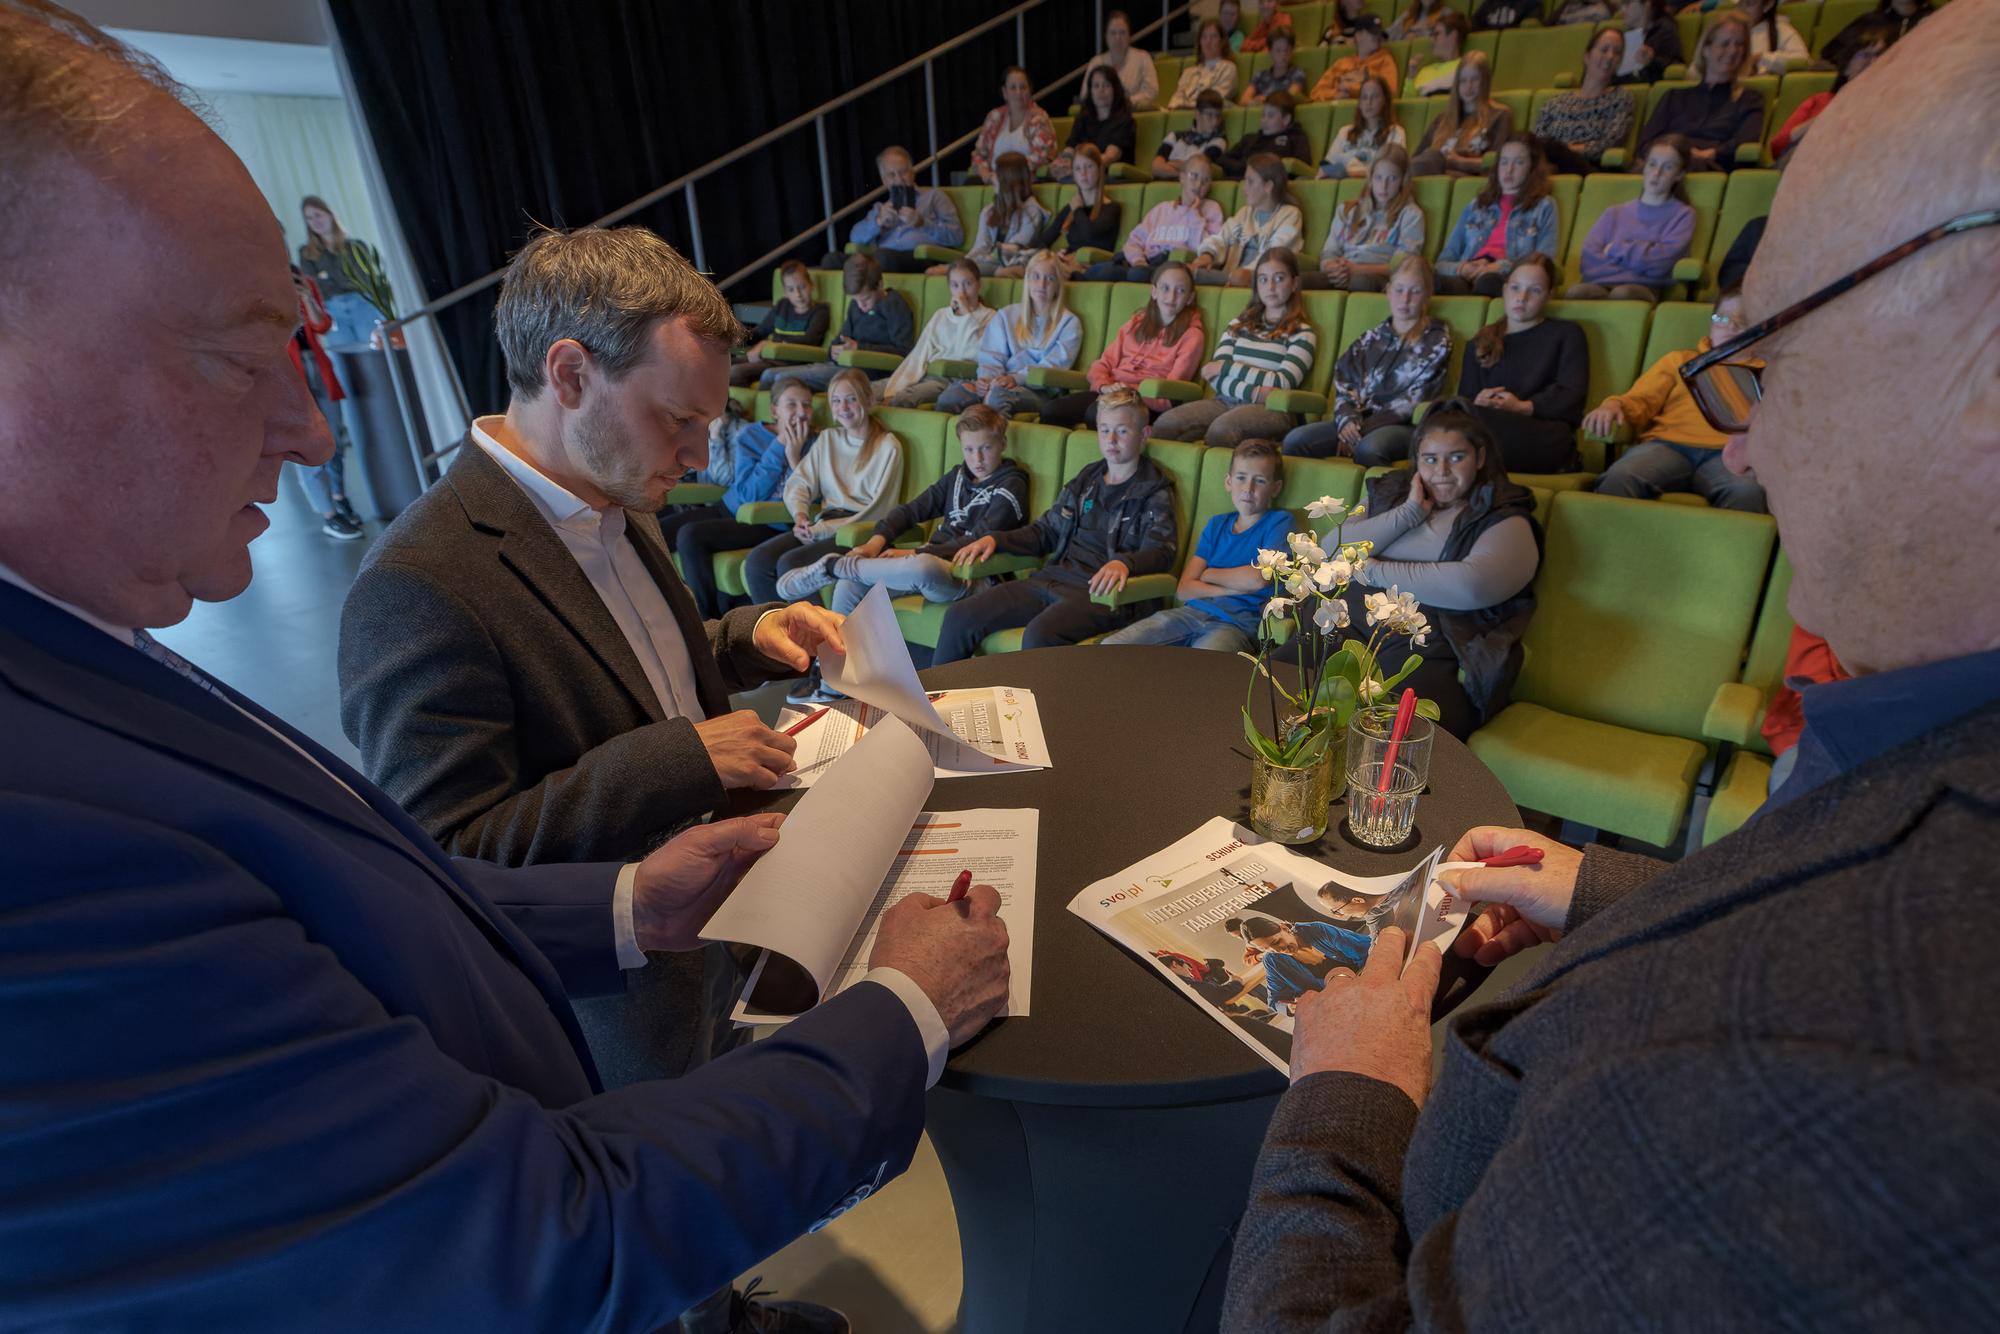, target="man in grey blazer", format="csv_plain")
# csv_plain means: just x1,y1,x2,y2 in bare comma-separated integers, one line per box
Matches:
339,229,843,1085
1223,4,2000,1327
